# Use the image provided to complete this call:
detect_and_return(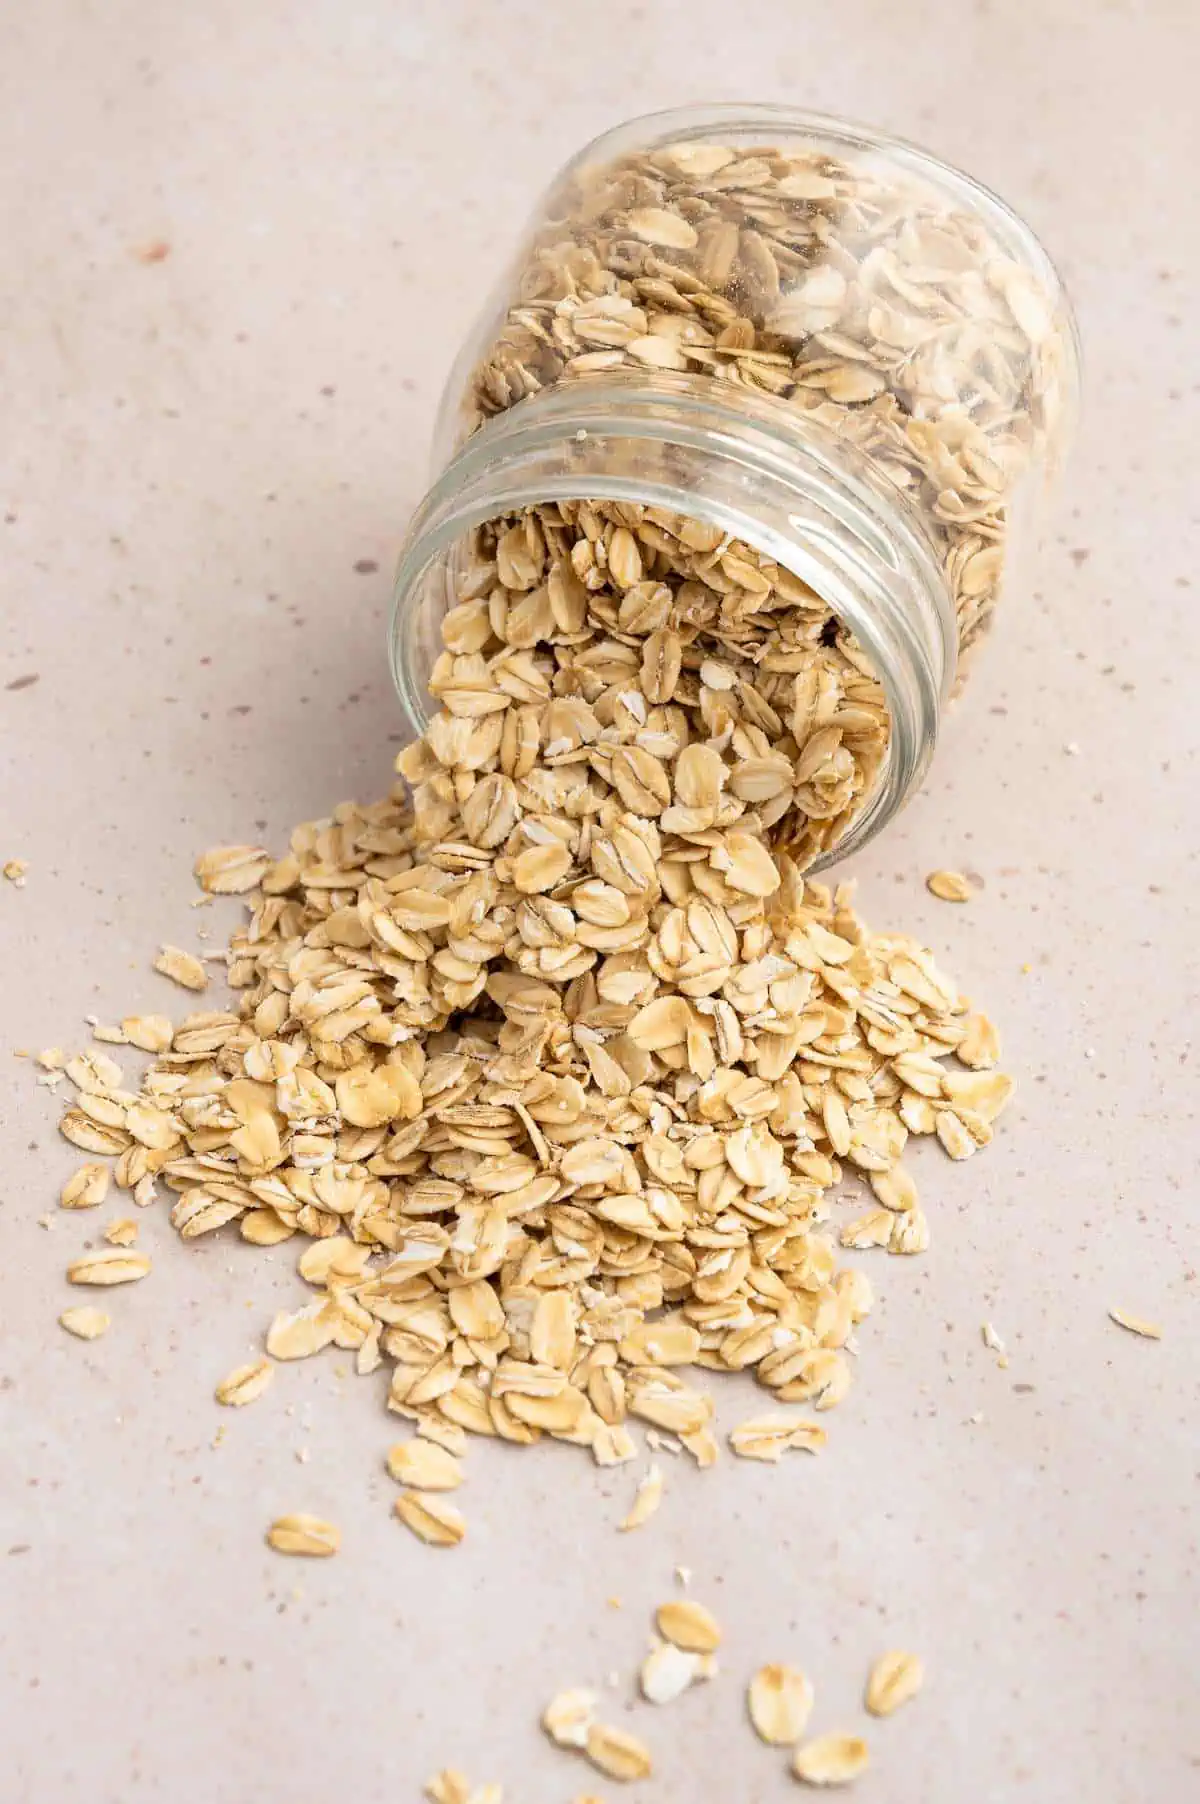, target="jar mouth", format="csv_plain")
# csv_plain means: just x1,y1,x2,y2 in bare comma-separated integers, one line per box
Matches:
390,373,954,872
